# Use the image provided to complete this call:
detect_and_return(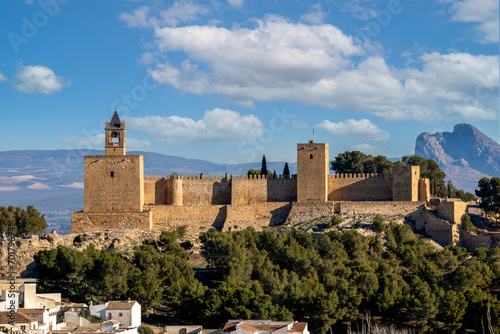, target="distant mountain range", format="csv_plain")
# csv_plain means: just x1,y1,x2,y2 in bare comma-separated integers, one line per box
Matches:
415,124,500,193
0,149,297,212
